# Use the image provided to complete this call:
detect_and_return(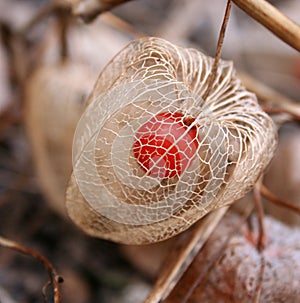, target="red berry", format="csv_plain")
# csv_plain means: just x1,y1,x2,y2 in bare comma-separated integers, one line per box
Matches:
133,112,198,178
